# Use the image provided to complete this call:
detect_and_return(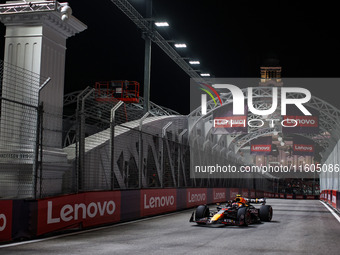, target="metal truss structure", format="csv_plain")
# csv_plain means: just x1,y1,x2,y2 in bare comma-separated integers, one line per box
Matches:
188,87,340,163
64,89,179,115
109,0,206,83
64,90,81,106
63,89,243,191
0,1,59,15
62,89,180,147
127,97,180,116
